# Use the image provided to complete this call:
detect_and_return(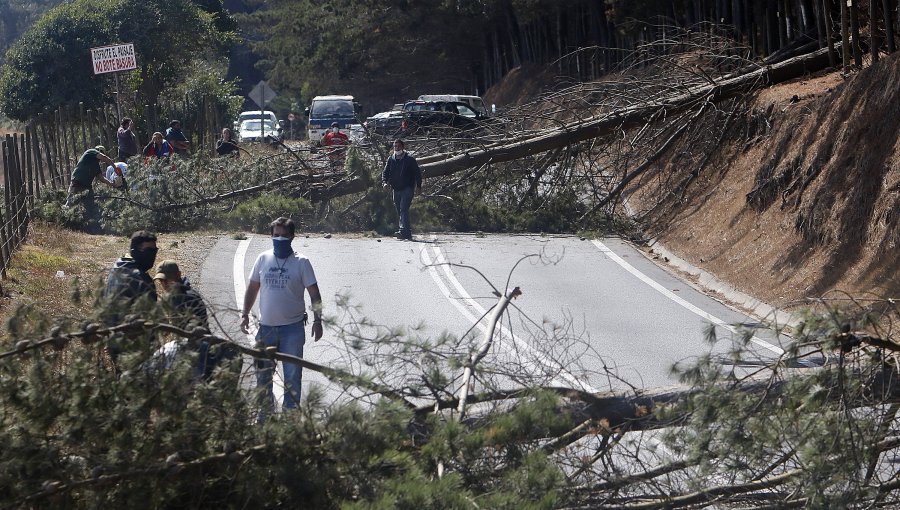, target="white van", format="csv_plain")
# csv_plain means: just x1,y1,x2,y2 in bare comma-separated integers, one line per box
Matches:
418,95,488,117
